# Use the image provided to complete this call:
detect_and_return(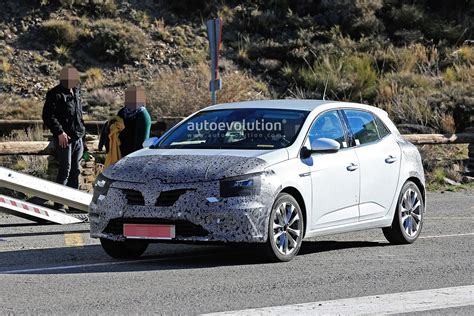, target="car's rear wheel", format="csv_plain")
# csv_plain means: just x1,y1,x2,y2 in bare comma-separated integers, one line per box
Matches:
383,181,424,244
265,193,304,262
100,238,149,259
